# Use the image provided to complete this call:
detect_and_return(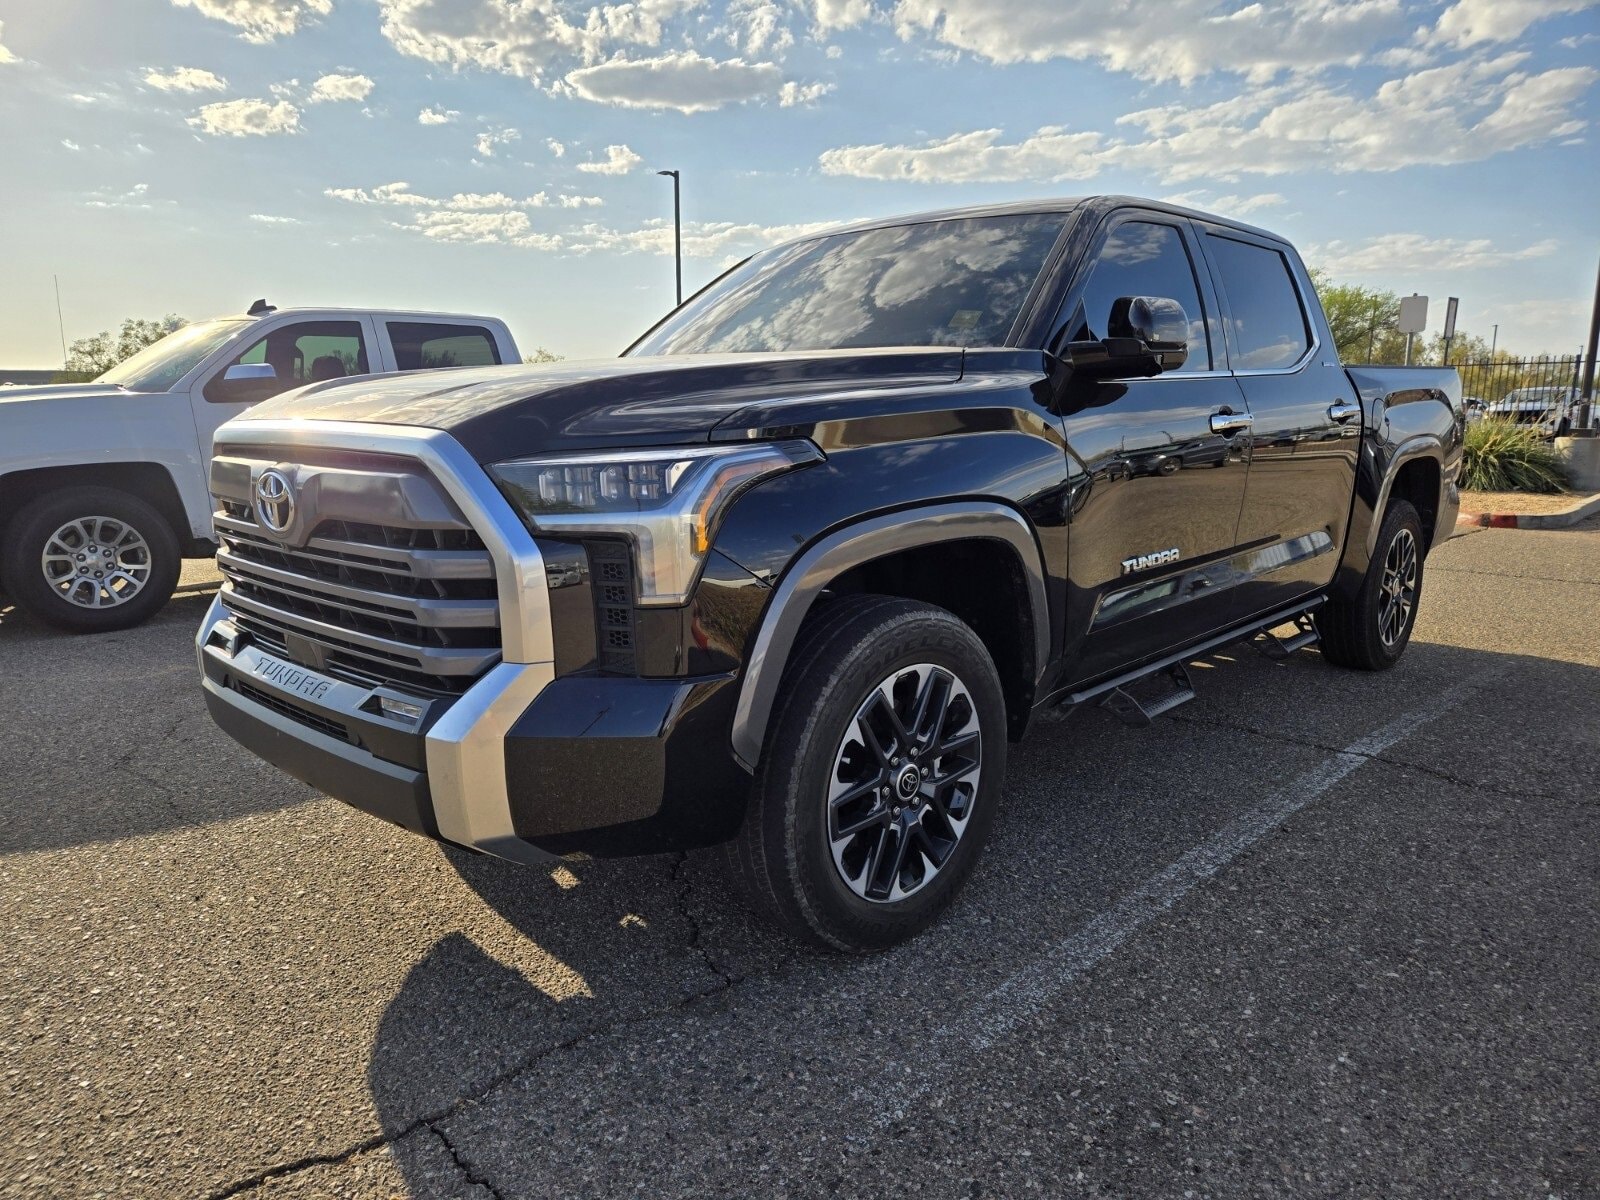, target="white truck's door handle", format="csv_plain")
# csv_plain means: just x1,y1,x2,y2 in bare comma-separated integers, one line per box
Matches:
1328,400,1361,423
1210,411,1254,434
